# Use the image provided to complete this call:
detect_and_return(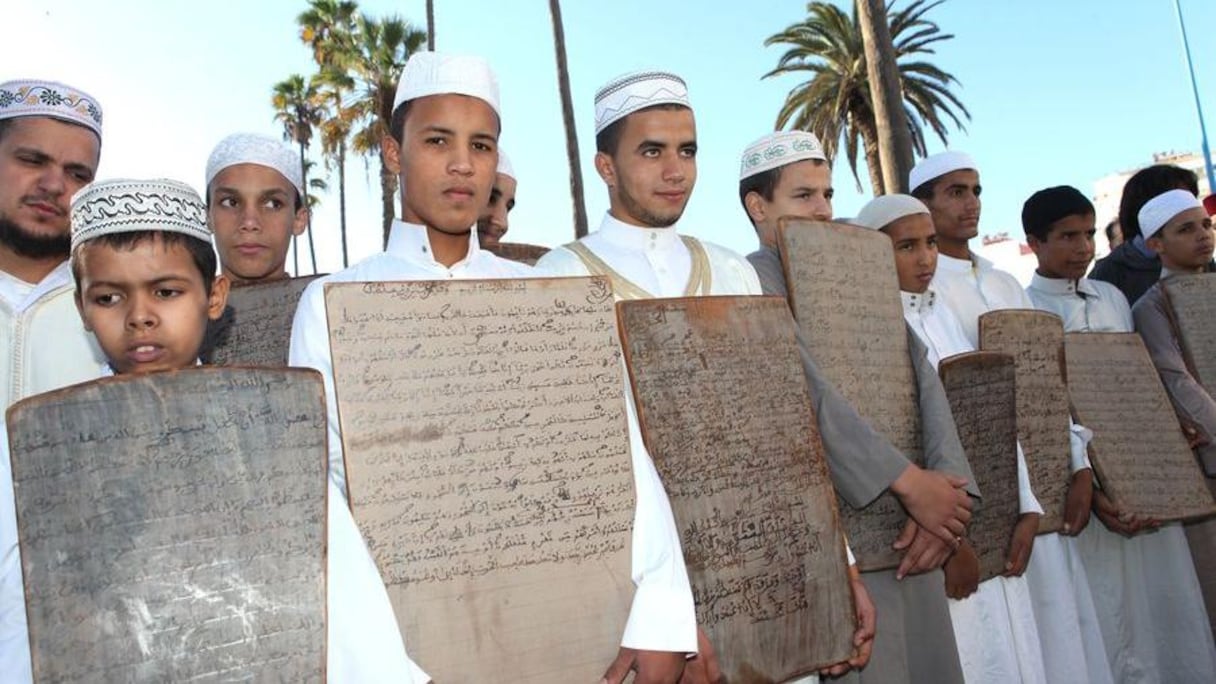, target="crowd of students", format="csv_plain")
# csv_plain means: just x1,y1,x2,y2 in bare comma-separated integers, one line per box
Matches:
1,48,1215,683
